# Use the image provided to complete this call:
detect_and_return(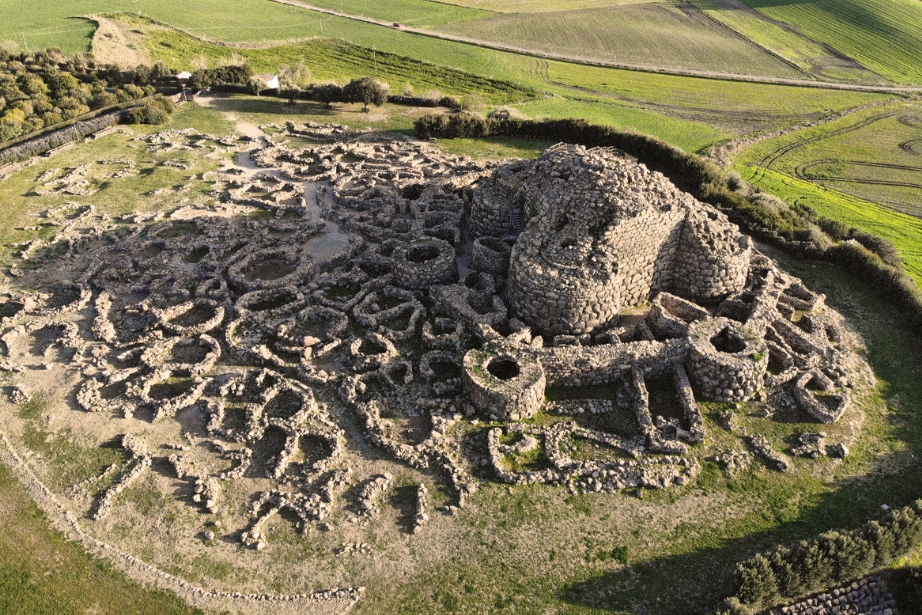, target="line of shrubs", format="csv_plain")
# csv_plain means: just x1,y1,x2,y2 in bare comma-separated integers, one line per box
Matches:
718,500,922,614
414,113,922,331
0,110,121,166
121,96,176,125
0,96,175,166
